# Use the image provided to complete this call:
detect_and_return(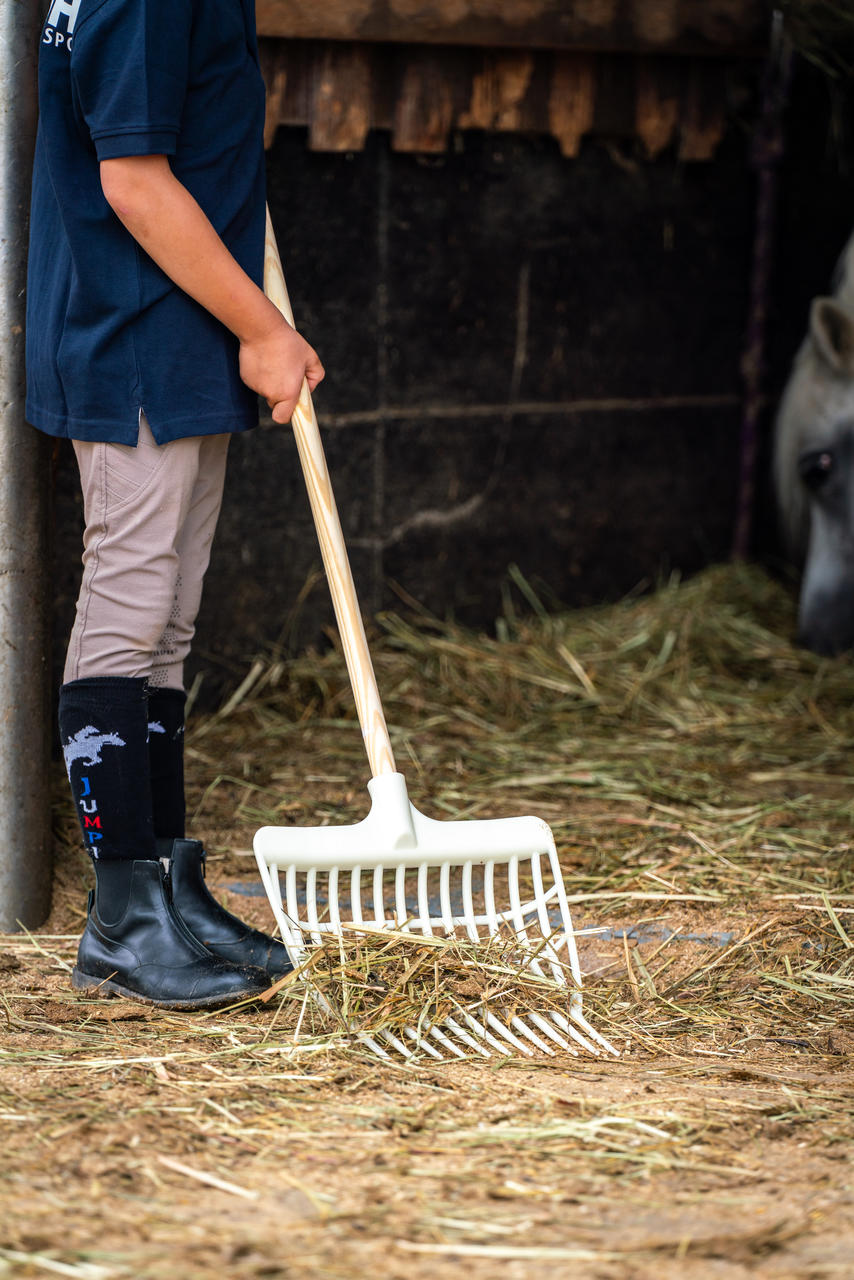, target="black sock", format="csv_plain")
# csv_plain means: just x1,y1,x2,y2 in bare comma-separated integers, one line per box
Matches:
147,686,186,839
58,677,156,861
